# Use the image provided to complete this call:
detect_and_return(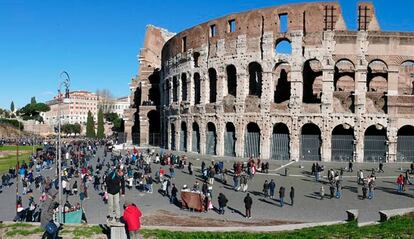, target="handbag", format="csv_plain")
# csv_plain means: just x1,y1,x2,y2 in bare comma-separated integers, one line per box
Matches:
45,221,58,234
